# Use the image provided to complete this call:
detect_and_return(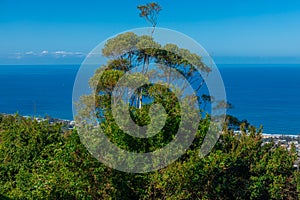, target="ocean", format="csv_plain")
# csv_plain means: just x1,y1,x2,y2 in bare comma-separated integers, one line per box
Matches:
0,65,76,120
220,64,300,135
0,64,300,135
